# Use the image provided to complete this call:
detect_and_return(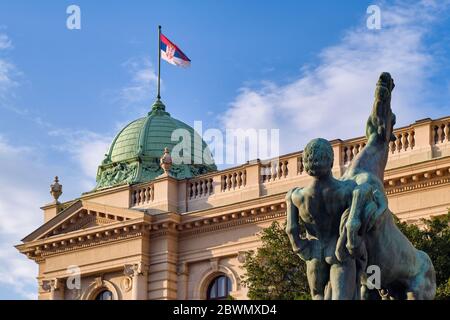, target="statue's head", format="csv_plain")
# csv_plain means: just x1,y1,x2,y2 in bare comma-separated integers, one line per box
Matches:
303,138,334,177
378,72,395,92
